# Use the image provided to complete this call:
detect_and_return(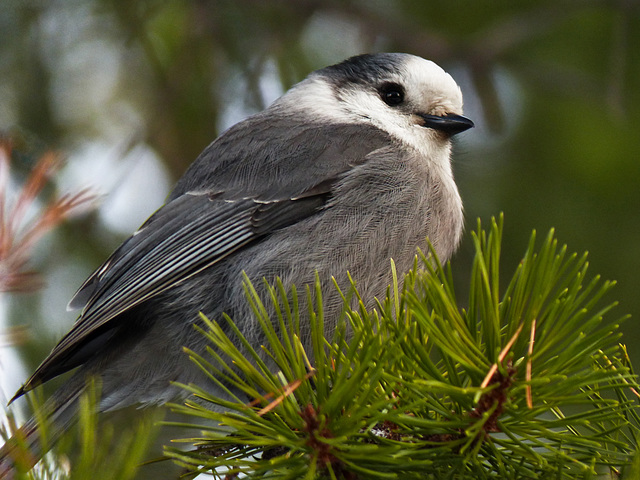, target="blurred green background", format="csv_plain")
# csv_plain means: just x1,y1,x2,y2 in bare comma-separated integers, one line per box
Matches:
1,0,640,474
